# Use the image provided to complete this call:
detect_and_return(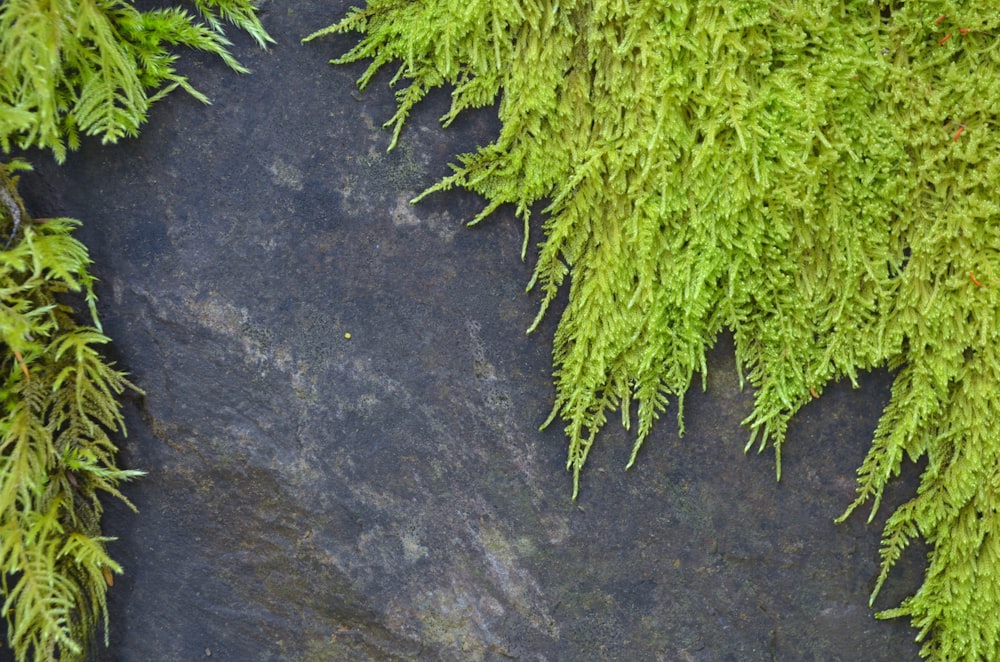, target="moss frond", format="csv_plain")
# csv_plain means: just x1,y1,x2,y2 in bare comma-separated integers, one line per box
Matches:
0,161,144,661
191,0,274,49
0,0,272,162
